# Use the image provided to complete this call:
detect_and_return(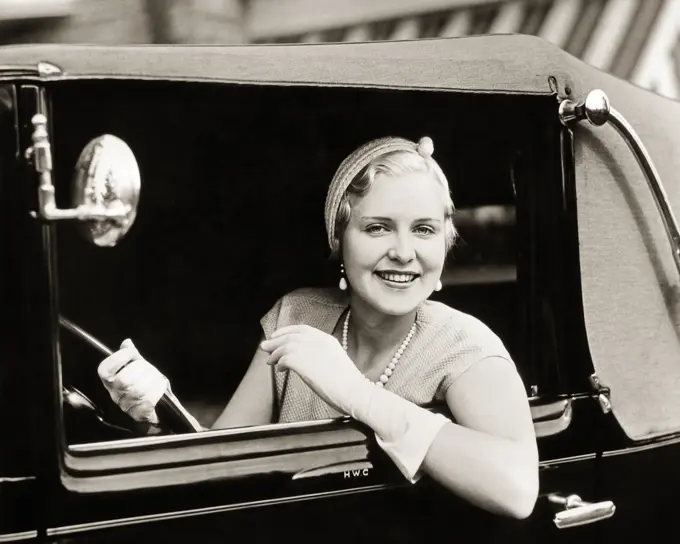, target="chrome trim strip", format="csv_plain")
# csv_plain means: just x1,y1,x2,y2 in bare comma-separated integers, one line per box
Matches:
0,531,37,543
0,476,36,483
0,72,556,95
602,433,680,458
69,415,352,453
606,104,680,275
539,453,597,467
46,484,391,536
